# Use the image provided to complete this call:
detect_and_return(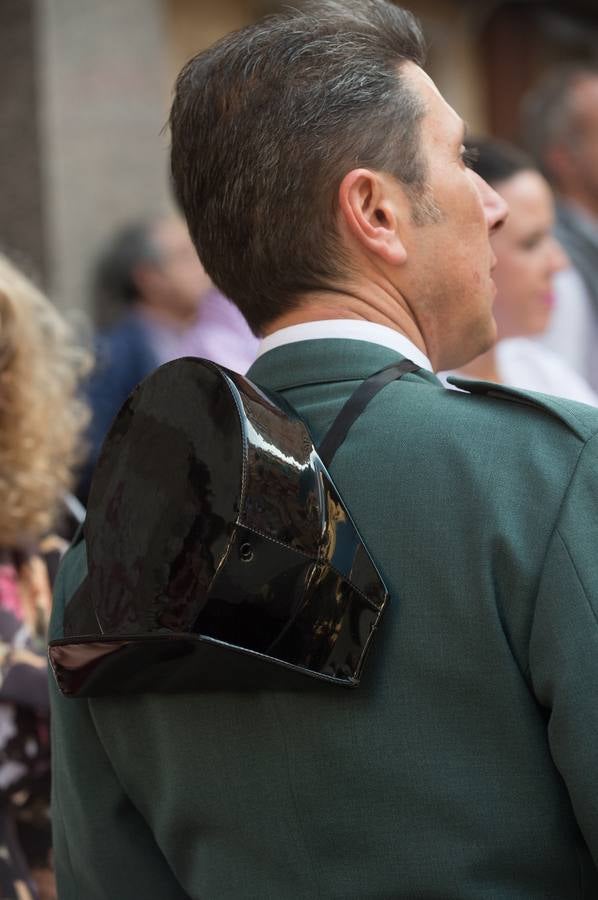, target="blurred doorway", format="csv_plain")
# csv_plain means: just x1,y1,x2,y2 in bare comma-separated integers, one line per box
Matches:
481,1,598,141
